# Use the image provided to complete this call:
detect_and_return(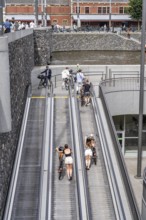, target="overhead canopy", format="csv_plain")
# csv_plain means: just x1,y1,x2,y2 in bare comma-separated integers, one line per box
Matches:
72,14,132,21
4,14,50,21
